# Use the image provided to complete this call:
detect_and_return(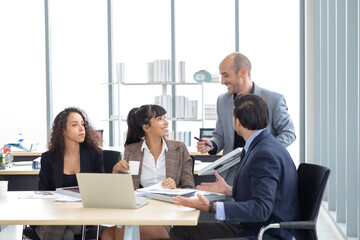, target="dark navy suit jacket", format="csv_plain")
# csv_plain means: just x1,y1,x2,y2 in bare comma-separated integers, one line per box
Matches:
38,144,104,190
223,129,302,240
